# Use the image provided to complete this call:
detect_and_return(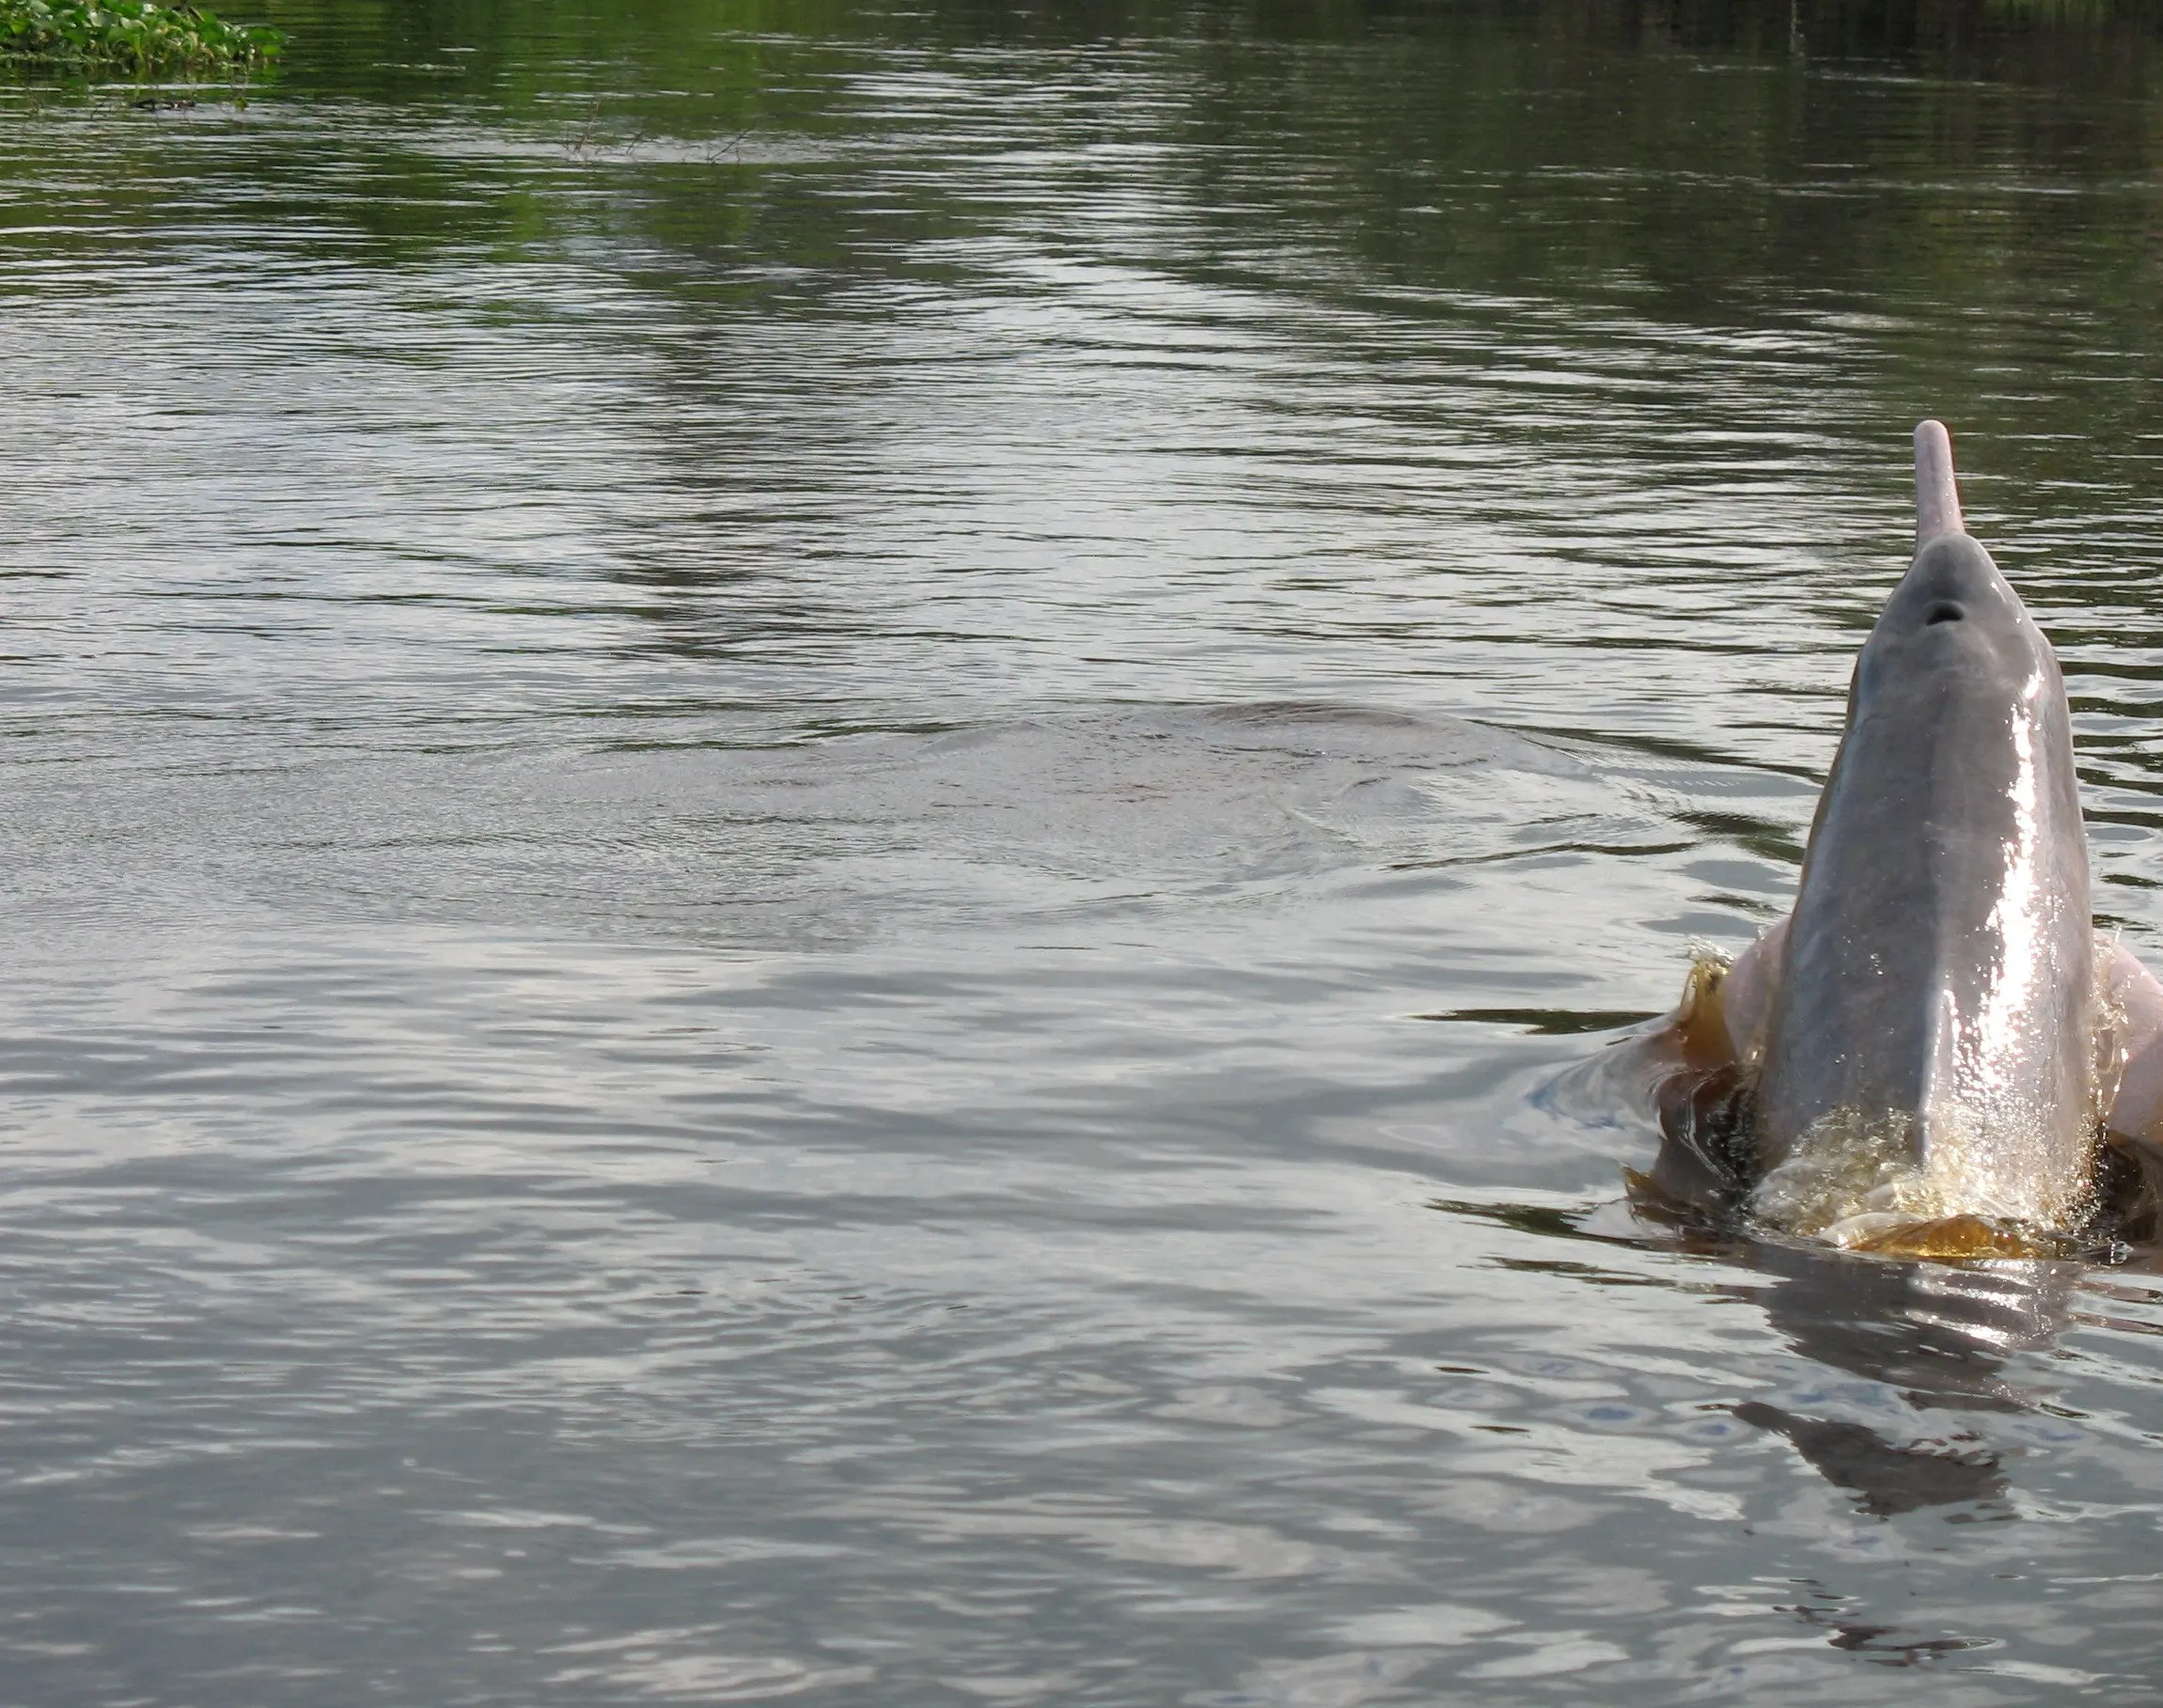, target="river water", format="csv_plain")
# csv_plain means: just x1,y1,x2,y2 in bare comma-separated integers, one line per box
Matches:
3,0,2163,1700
